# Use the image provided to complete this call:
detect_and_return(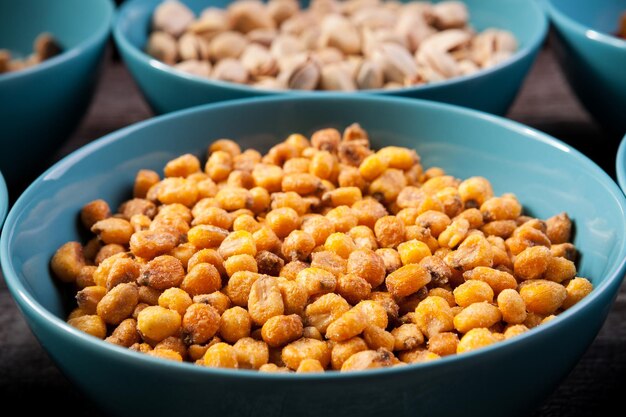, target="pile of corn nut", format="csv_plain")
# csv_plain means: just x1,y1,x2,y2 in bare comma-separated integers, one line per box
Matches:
145,0,518,90
52,124,592,372
0,33,62,74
